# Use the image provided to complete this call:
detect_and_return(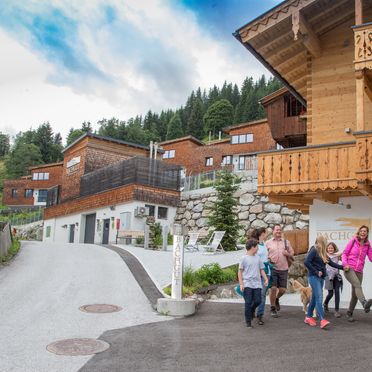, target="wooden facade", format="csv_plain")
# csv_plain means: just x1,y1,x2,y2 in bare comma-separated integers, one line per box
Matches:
235,0,372,210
